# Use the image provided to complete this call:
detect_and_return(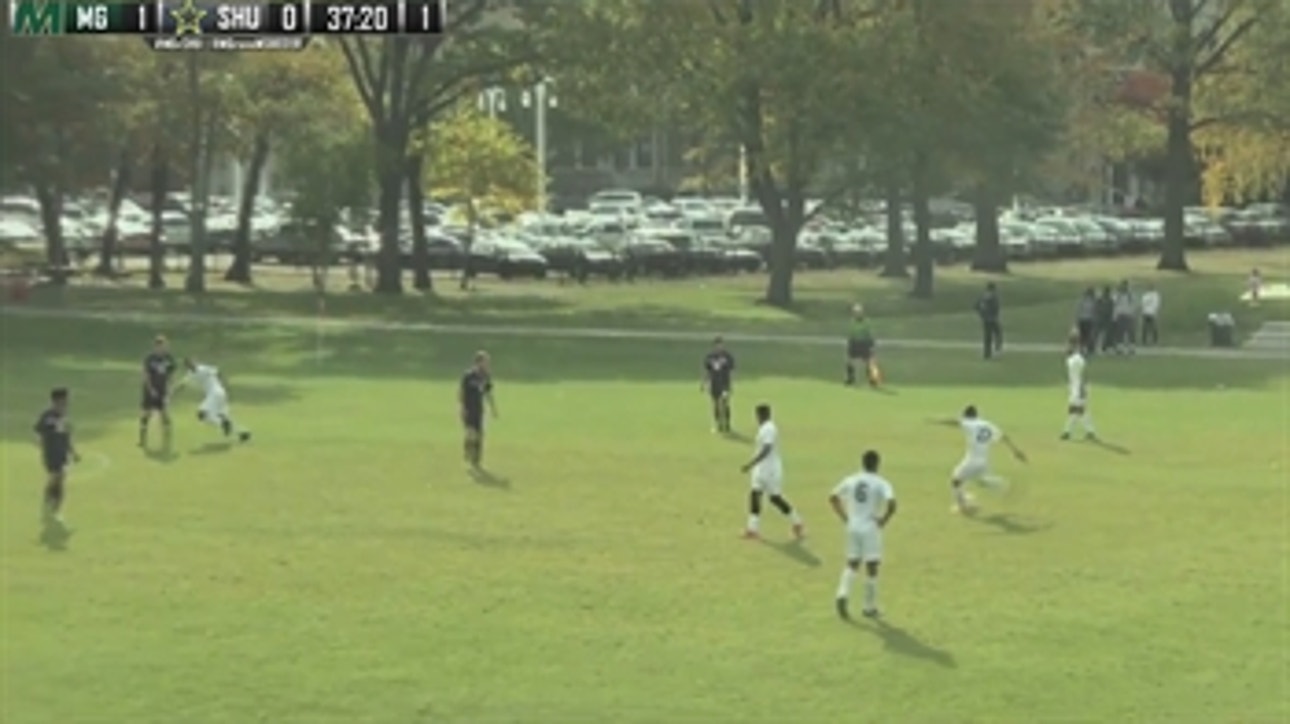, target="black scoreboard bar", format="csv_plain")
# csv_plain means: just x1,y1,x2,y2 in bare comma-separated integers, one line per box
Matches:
60,0,446,35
